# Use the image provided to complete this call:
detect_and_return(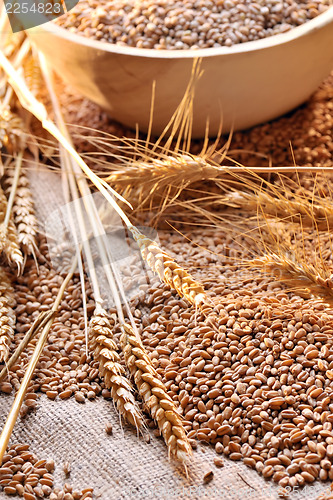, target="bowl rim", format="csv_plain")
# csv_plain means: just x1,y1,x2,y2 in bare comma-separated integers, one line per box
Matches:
28,4,333,59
